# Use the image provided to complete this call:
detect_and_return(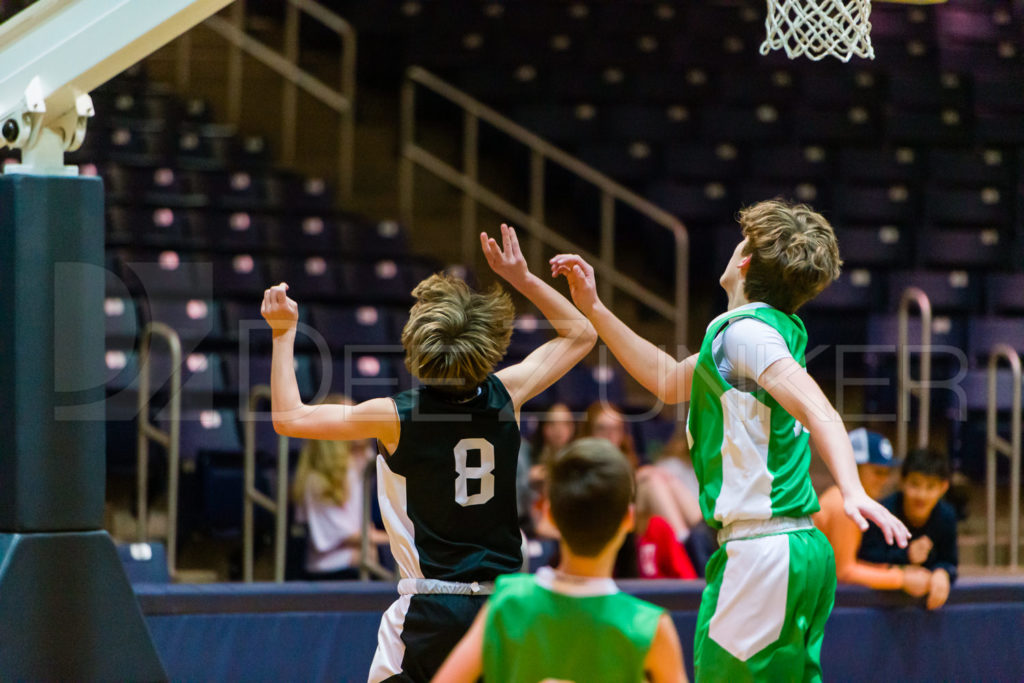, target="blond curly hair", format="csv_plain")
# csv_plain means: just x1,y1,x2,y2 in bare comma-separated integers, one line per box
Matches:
739,199,842,313
401,273,514,394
